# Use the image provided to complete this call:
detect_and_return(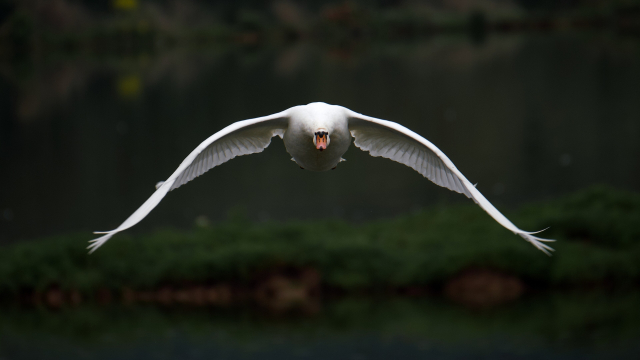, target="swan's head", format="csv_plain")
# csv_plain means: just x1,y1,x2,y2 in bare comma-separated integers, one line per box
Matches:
313,129,330,151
